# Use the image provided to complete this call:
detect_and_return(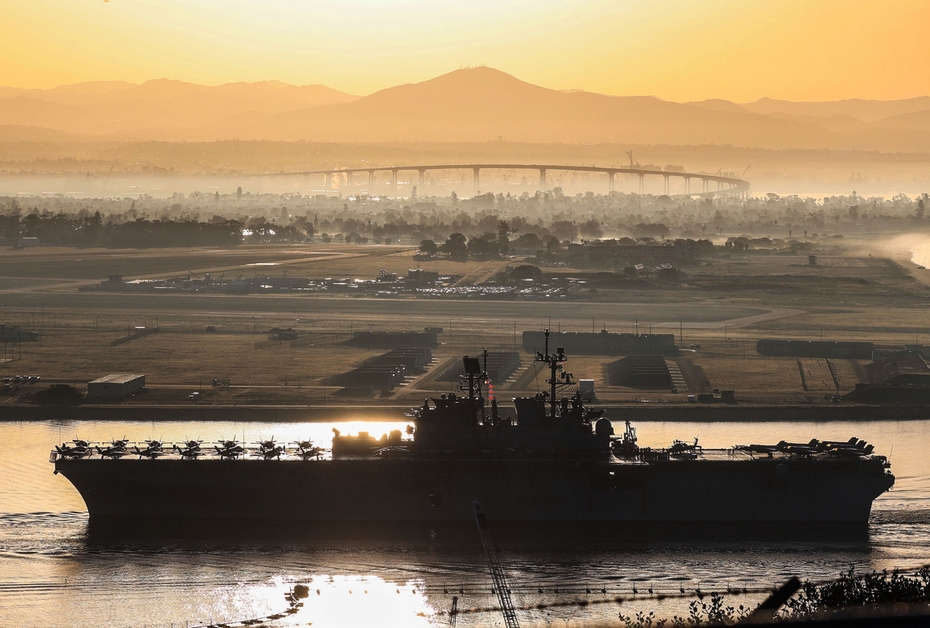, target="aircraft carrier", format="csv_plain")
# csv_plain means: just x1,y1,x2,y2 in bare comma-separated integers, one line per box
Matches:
51,332,894,535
